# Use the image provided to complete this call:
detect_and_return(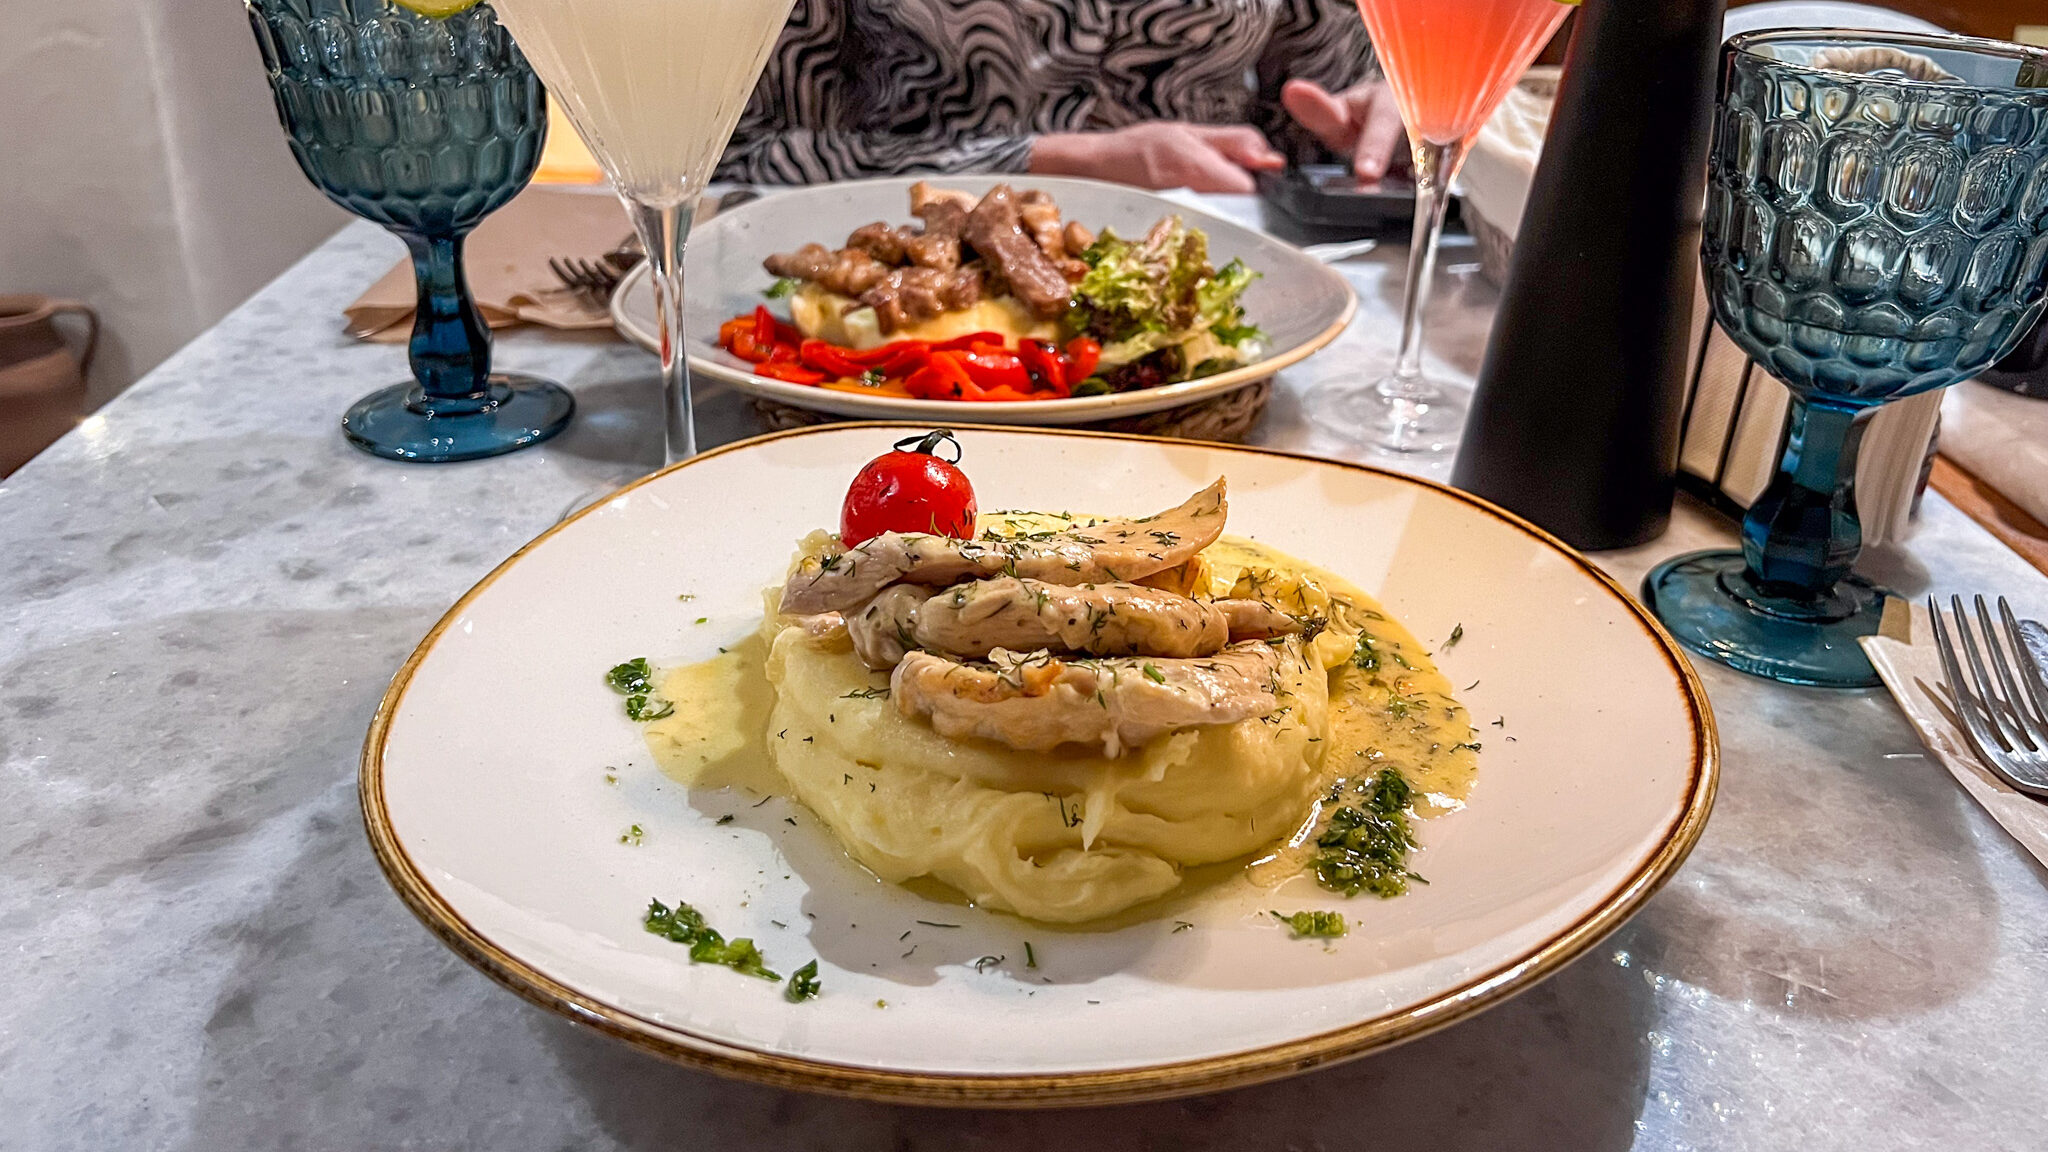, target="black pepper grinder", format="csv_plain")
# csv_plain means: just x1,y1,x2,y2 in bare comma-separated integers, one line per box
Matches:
1452,0,1727,550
